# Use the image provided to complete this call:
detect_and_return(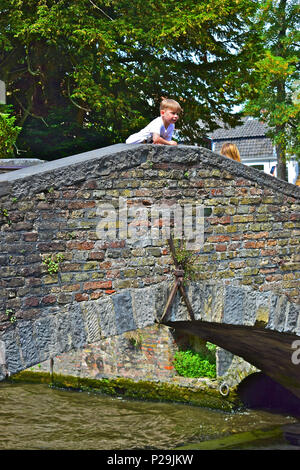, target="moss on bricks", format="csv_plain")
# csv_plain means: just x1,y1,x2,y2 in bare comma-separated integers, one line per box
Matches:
8,370,241,412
